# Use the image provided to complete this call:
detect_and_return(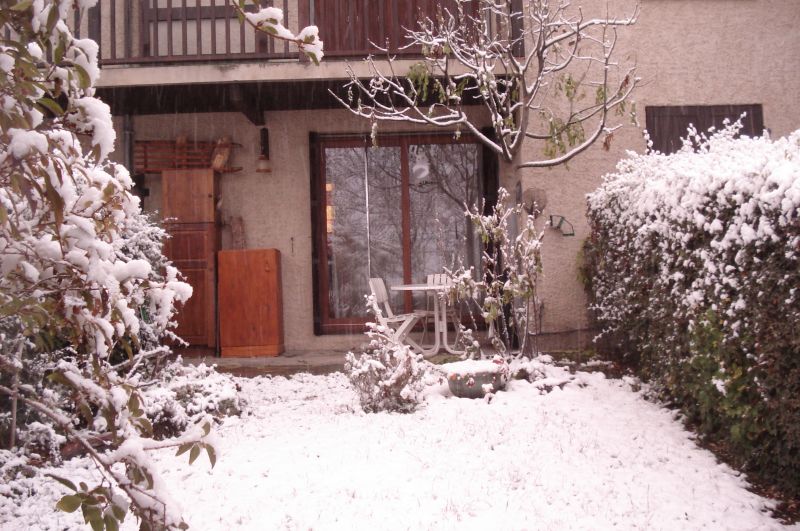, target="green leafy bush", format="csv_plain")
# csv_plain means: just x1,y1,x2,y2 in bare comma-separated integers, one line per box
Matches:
585,124,800,495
